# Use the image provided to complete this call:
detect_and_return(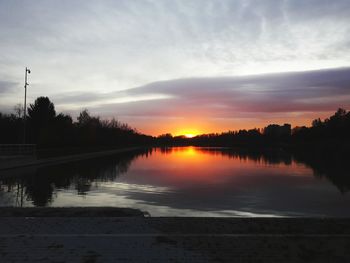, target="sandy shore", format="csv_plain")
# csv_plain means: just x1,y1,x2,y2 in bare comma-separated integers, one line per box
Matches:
0,207,349,262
